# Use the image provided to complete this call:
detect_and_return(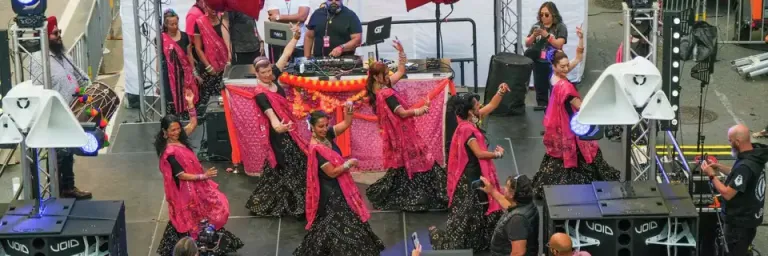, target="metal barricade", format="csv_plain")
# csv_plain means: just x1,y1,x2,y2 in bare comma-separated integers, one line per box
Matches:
707,0,766,44
66,0,115,81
